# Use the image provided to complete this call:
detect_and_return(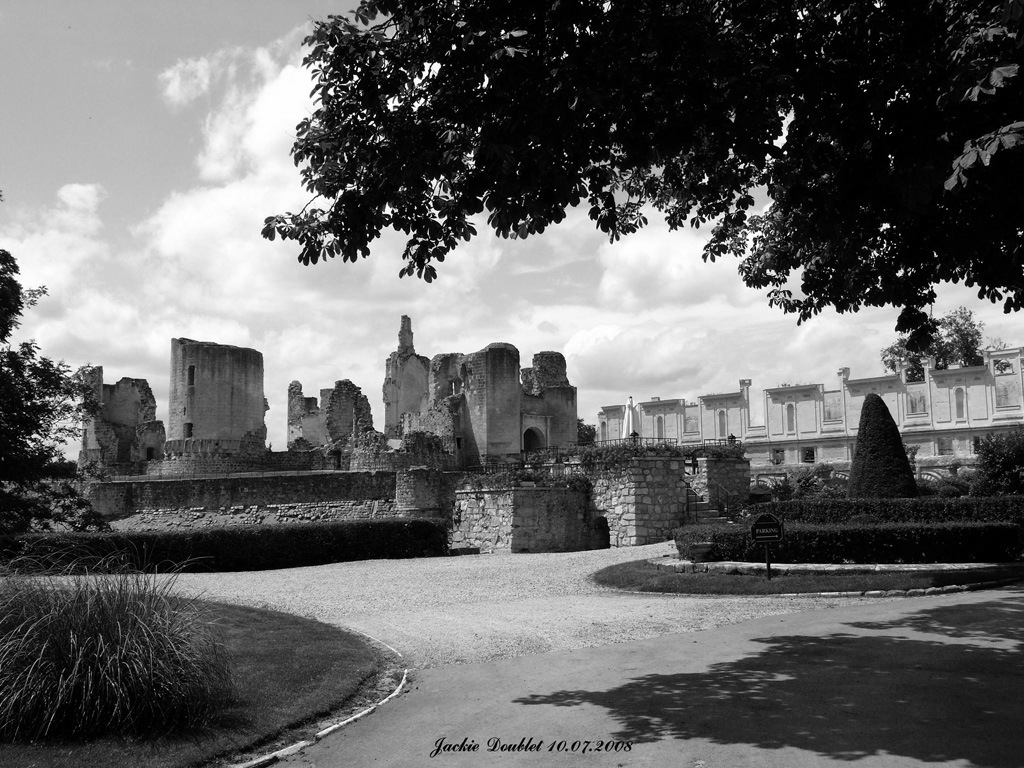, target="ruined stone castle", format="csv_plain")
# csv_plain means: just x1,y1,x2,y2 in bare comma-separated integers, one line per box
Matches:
81,318,578,473
78,324,739,553
380,316,578,465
